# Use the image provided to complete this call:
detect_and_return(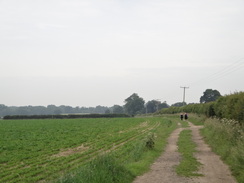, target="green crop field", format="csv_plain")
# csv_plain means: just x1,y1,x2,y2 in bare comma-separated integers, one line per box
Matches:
0,117,174,183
